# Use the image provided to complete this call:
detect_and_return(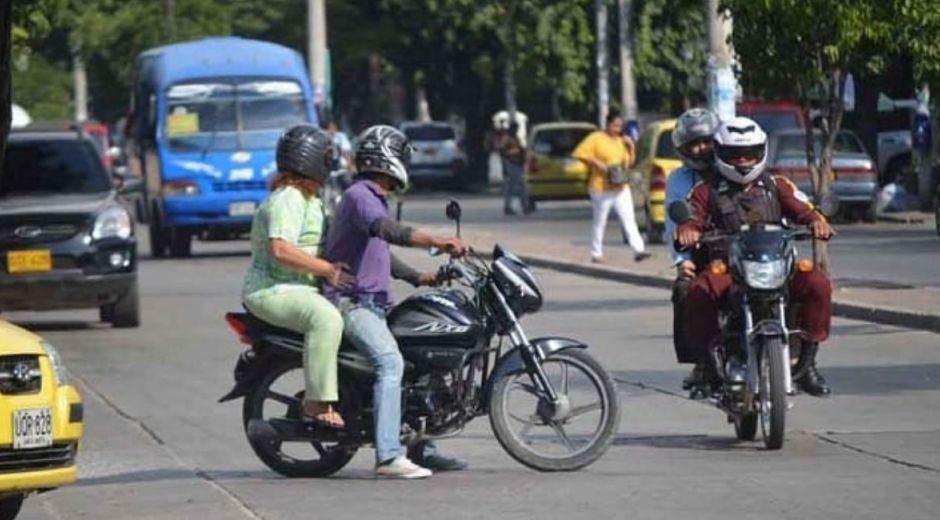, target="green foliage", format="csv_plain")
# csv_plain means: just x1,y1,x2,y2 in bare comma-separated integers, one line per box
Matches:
12,54,71,120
